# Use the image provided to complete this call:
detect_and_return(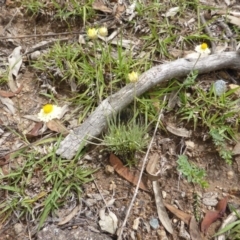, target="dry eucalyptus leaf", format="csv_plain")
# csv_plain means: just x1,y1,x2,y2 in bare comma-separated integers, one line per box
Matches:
110,38,138,49
46,119,69,136
153,181,173,234
8,46,22,92
179,221,190,240
169,49,184,58
132,217,140,230
99,208,118,234
78,34,86,44
26,122,43,137
114,3,126,19
164,7,180,17
226,15,240,27
8,46,22,78
229,11,240,17
164,203,191,224
189,216,203,240
106,198,115,208
0,96,15,114
58,204,81,225
146,153,161,181
23,115,40,122
185,140,195,149
201,197,228,234
0,84,23,98
166,124,191,138
201,211,220,234
167,91,179,109
92,0,112,13
109,153,149,191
